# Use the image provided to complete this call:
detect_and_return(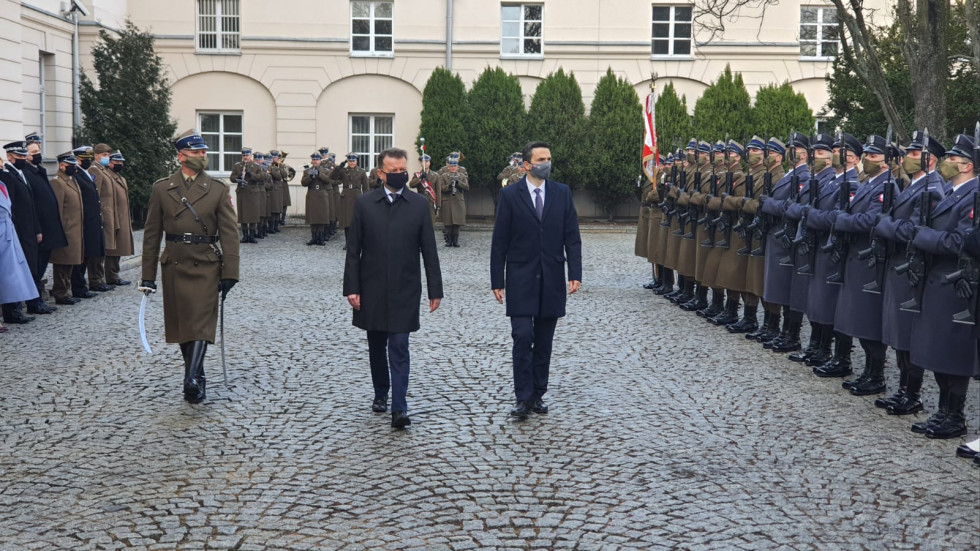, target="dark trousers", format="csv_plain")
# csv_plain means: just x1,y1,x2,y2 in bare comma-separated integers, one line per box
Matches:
71,261,90,294
367,331,411,413
35,249,51,298
510,316,558,402
105,256,121,283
